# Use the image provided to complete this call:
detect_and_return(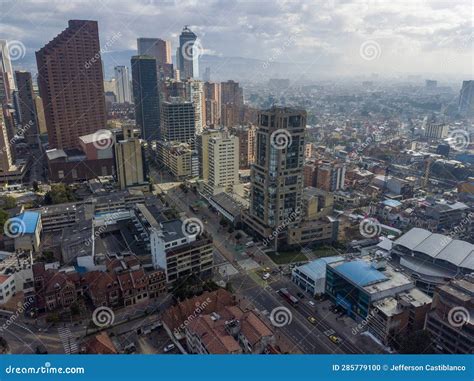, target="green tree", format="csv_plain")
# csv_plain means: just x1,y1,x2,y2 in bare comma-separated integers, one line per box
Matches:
44,184,76,205
172,276,220,301
70,302,80,316
0,209,9,228
0,196,16,209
